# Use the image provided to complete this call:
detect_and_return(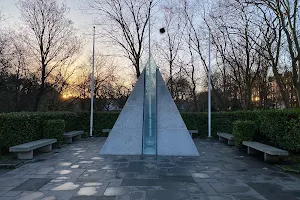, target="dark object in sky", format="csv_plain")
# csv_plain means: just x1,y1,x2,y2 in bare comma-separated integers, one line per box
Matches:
159,28,166,34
